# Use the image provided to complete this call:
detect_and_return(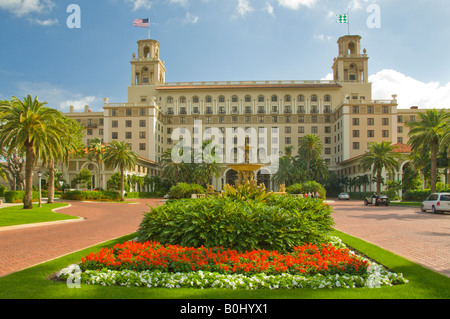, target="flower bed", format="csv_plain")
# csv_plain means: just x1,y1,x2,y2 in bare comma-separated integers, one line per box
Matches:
57,238,408,289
